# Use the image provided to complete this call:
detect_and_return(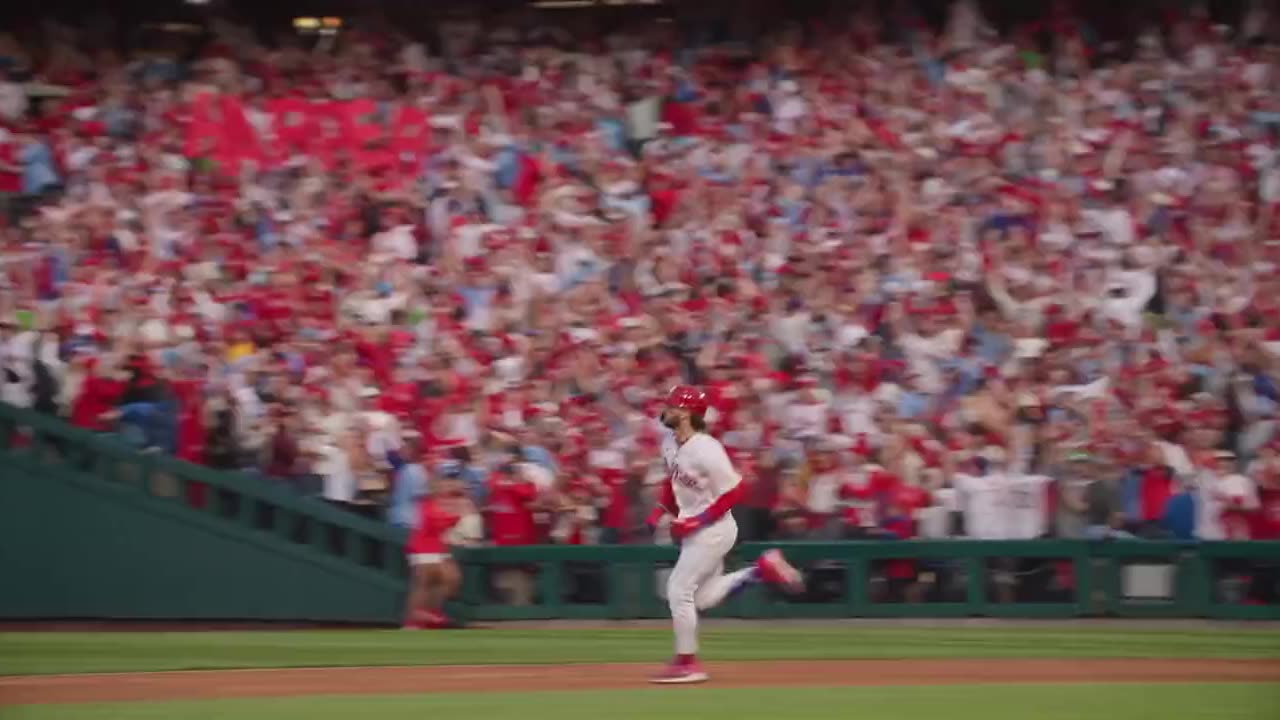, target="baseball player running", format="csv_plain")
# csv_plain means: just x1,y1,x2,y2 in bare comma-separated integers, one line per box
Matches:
647,385,804,684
